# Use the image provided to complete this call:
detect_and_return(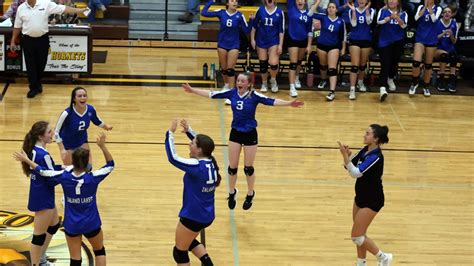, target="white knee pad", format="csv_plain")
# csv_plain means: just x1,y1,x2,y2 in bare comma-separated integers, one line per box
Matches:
352,235,365,246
